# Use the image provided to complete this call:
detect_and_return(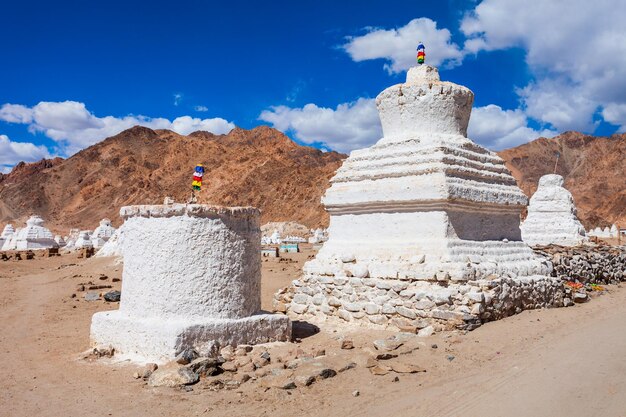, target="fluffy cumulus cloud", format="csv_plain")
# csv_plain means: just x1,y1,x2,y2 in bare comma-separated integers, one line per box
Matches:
259,98,382,153
343,18,464,73
0,101,235,156
462,0,626,131
468,105,556,150
0,134,52,173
